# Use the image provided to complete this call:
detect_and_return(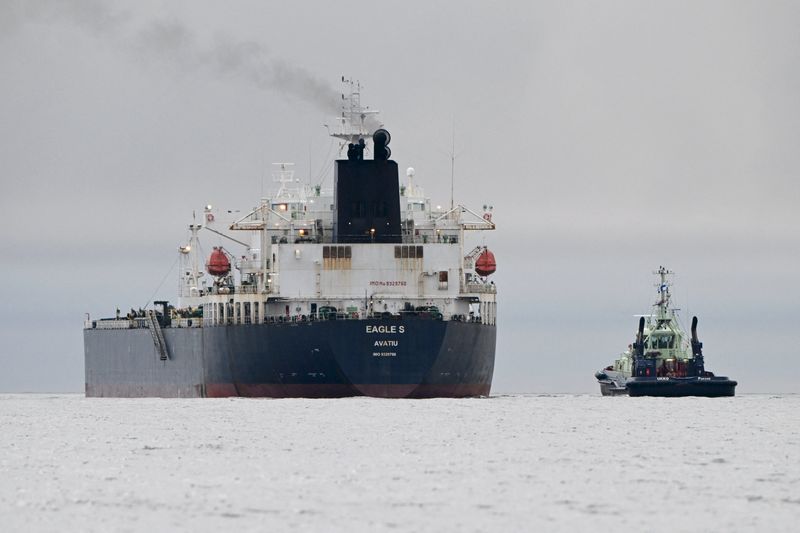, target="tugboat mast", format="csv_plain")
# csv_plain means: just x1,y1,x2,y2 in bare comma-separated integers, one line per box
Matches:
654,266,674,321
